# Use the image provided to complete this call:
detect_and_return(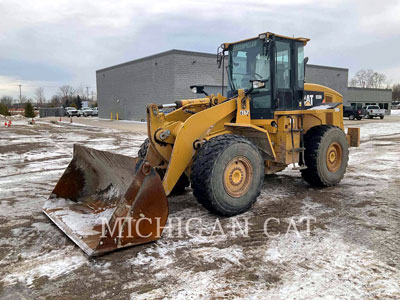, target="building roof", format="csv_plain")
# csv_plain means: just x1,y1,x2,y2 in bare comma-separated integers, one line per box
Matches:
348,86,392,92
96,49,217,73
307,64,348,72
